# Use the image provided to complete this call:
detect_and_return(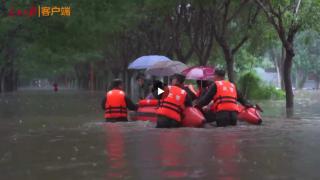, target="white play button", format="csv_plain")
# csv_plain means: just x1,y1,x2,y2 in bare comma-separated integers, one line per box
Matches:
157,87,164,95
